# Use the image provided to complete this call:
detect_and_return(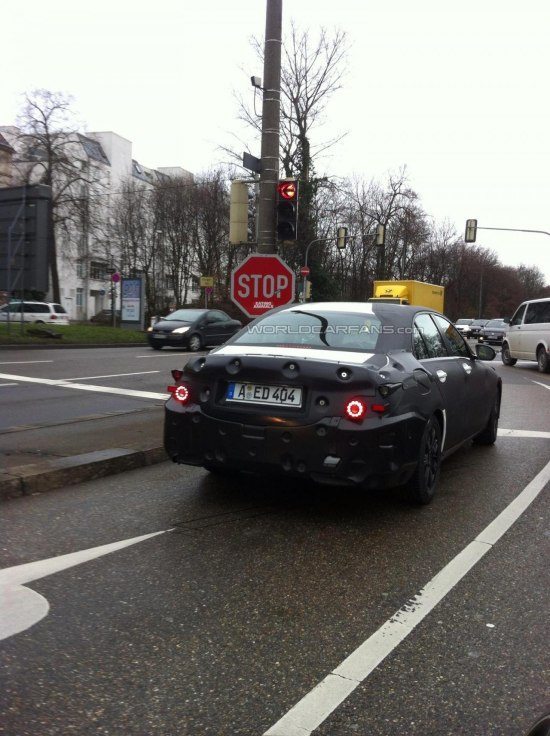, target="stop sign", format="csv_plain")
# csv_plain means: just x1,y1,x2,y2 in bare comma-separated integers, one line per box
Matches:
231,253,295,318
